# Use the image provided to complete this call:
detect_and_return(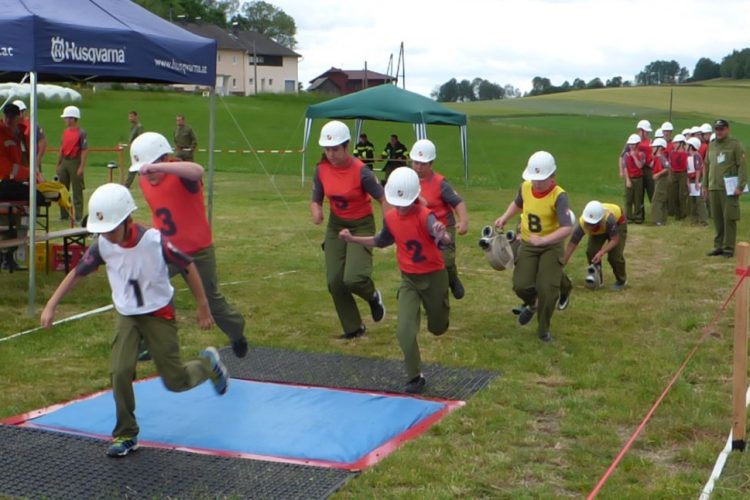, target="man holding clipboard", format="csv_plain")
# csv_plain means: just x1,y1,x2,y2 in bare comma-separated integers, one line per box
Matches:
704,119,747,258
